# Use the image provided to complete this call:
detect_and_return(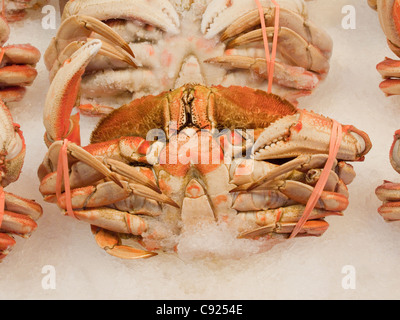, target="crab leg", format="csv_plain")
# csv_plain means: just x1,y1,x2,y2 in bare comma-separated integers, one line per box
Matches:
0,233,15,260
220,6,333,56
0,11,41,102
0,86,25,103
201,0,298,39
376,57,400,95
62,0,180,35
237,204,334,238
5,191,43,221
39,141,178,208
376,181,400,221
53,180,178,210
39,139,161,193
0,191,42,238
232,154,336,192
225,27,330,75
0,65,37,86
39,138,158,191
237,205,340,228
0,210,37,236
40,141,122,189
233,169,342,210
104,159,160,193
44,15,135,71
1,44,40,66
91,226,157,259
206,55,320,90
61,207,148,237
